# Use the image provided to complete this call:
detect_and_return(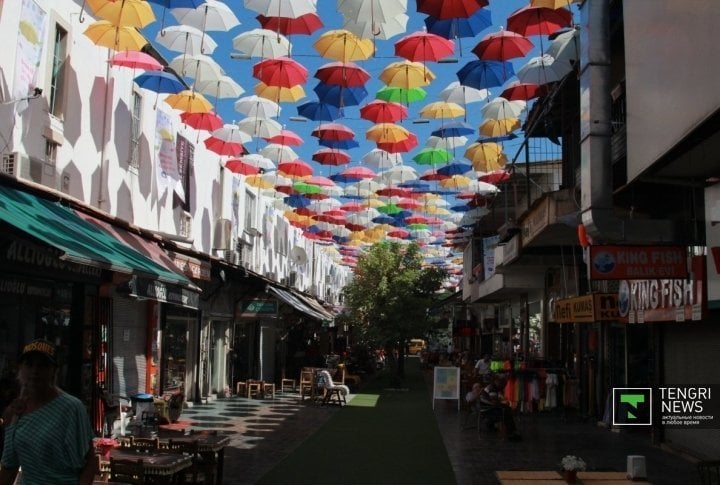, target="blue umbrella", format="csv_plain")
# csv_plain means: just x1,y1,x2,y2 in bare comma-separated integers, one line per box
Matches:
450,204,472,212
398,180,431,191
297,101,341,121
431,121,475,138
284,195,312,208
437,161,473,177
424,8,492,39
477,133,518,143
313,83,368,108
134,71,185,94
372,215,397,225
457,60,514,90
318,138,359,149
